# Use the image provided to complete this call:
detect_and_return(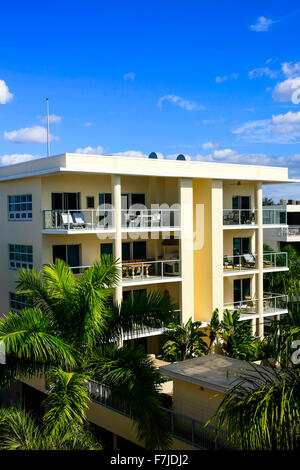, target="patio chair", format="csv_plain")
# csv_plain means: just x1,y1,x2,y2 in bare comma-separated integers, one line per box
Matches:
61,212,73,229
245,295,255,312
72,212,88,229
151,211,161,227
242,254,255,268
